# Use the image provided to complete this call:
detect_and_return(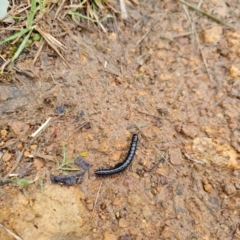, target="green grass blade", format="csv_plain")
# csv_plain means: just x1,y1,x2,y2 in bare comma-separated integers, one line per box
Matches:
28,0,37,27
101,14,113,22
178,0,232,27
8,179,32,185
11,30,32,62
69,11,97,22
0,28,29,45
